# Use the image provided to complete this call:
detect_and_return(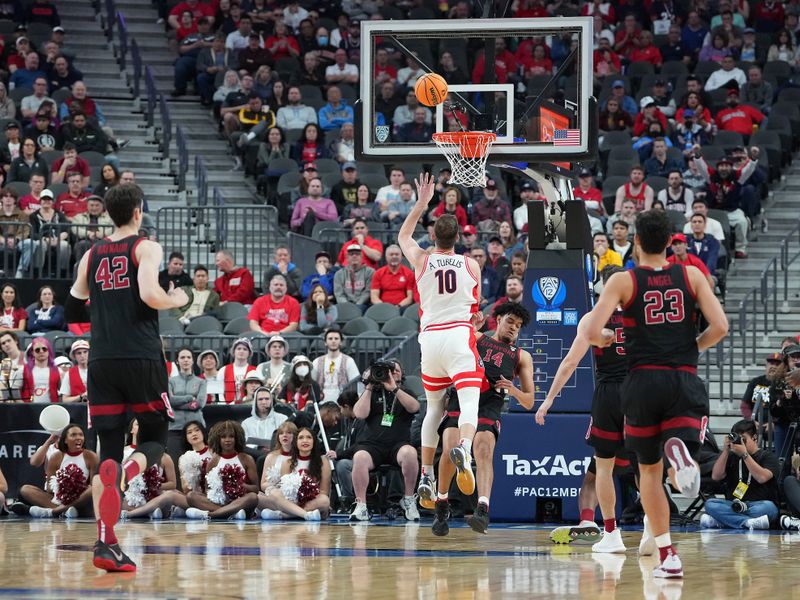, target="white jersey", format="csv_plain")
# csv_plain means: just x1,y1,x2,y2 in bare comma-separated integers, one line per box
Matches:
416,251,479,330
